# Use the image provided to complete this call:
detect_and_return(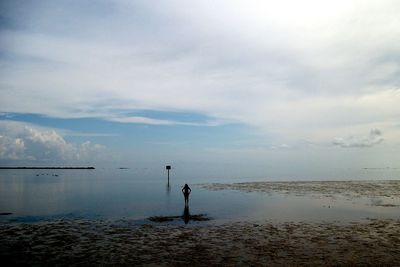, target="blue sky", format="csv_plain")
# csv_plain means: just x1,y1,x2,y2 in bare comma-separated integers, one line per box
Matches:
0,112,249,150
1,0,400,178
